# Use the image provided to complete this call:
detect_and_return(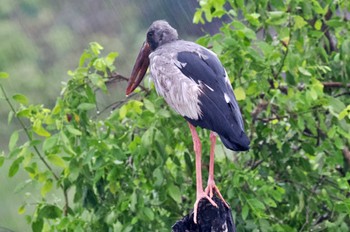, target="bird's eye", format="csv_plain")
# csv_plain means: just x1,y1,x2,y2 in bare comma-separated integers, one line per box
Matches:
147,31,154,37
